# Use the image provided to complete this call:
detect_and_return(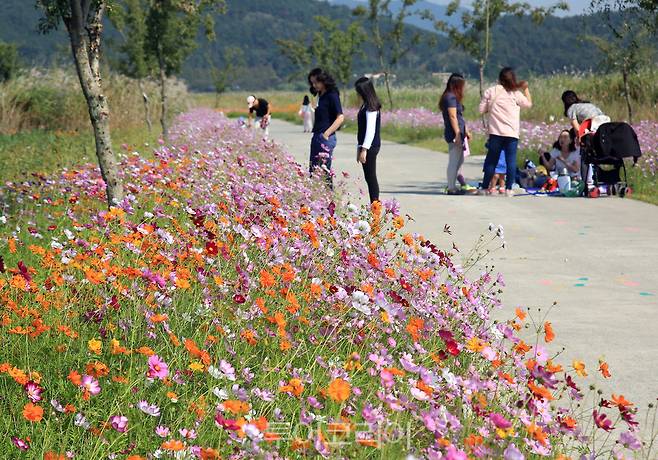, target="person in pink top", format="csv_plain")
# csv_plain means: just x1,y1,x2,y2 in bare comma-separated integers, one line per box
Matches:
479,67,532,196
